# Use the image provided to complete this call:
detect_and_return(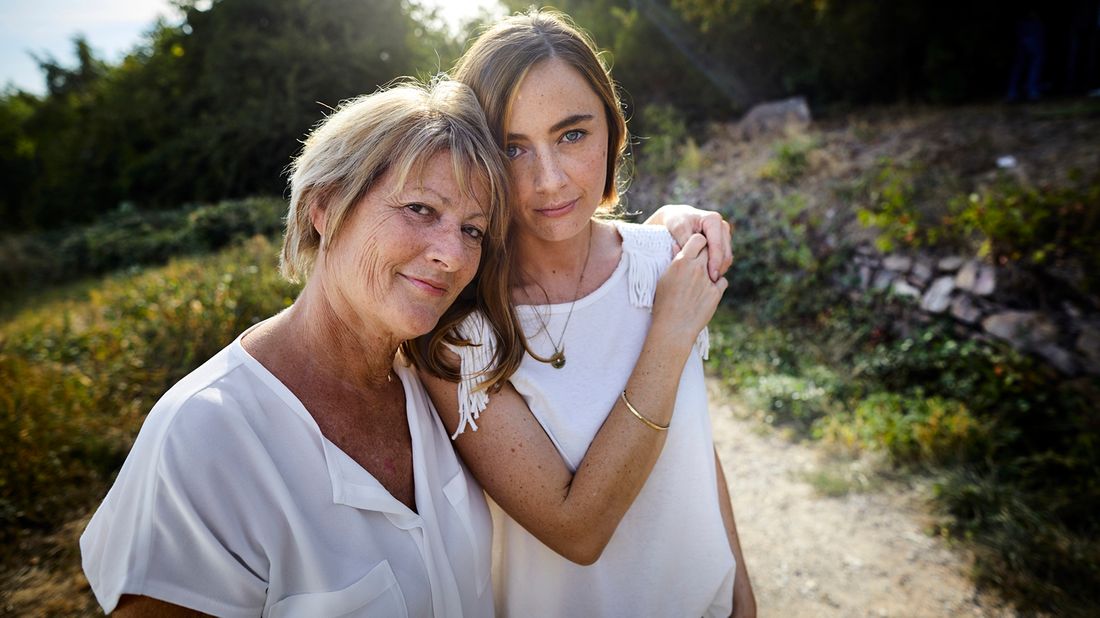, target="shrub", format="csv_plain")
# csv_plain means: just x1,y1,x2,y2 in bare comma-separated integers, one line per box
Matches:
744,373,834,431
0,236,299,540
759,135,816,184
818,391,985,465
633,103,691,179
1,197,287,301
950,180,1100,293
